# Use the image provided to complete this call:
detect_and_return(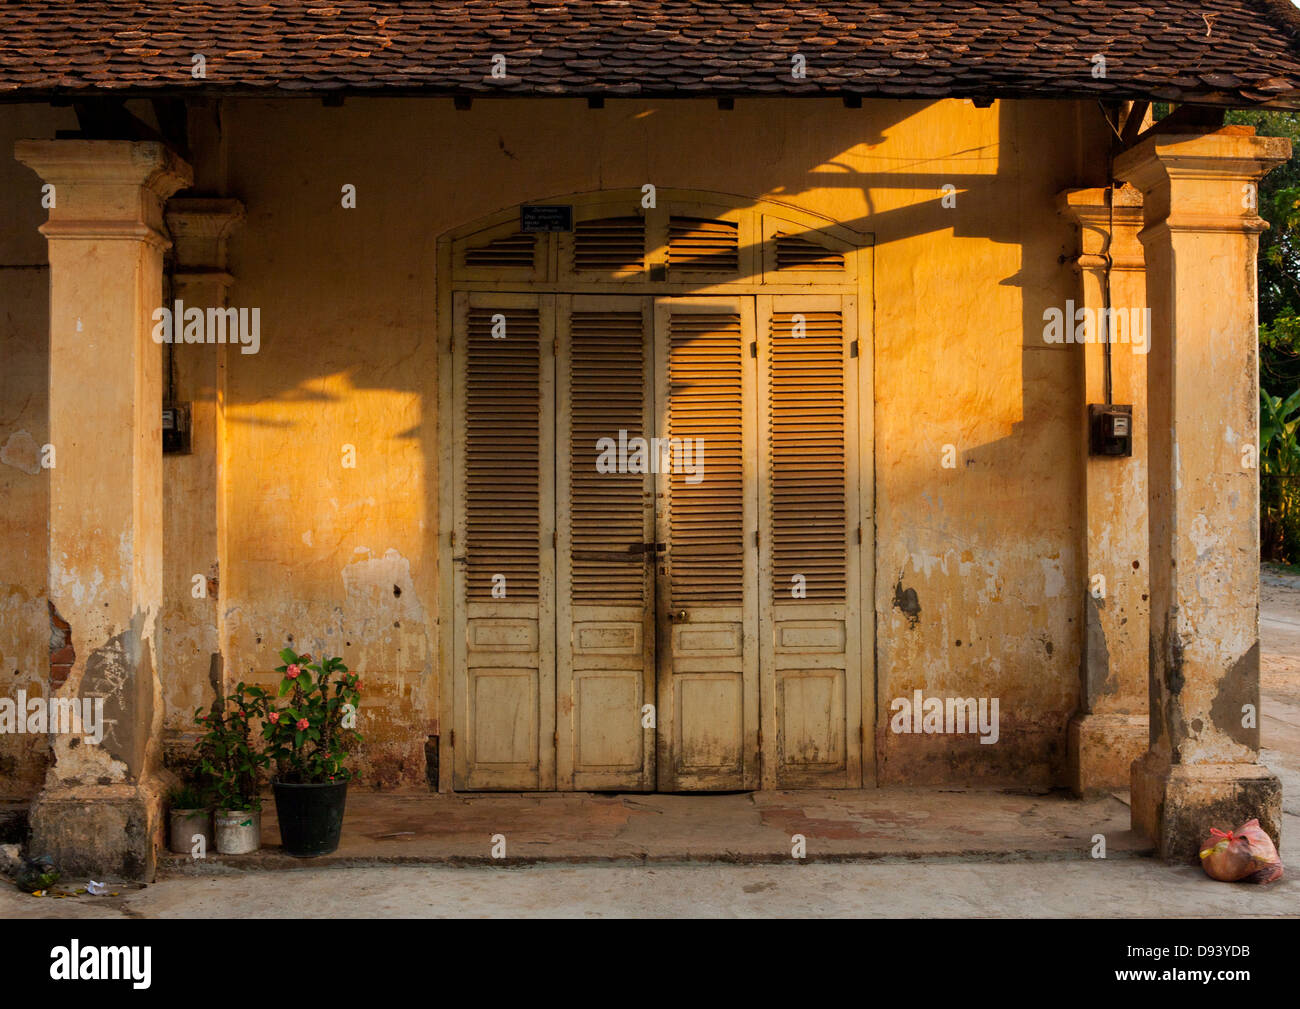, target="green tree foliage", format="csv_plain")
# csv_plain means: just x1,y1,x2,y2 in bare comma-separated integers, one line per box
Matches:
1227,109,1300,395
1261,388,1300,560
1227,109,1300,559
